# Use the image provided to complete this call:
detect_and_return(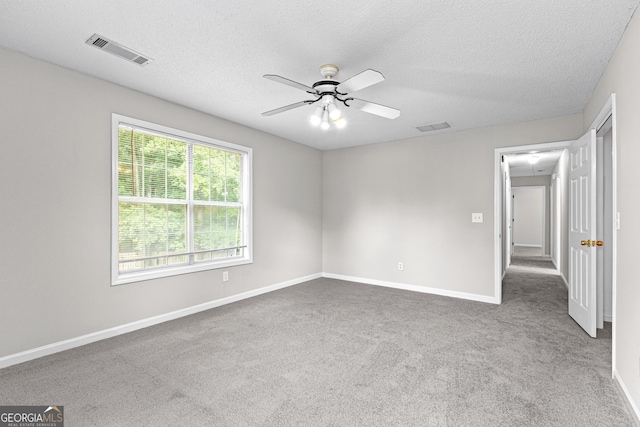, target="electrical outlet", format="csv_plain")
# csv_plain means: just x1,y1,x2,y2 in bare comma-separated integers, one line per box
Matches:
222,271,229,282
472,213,483,223
398,262,404,271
